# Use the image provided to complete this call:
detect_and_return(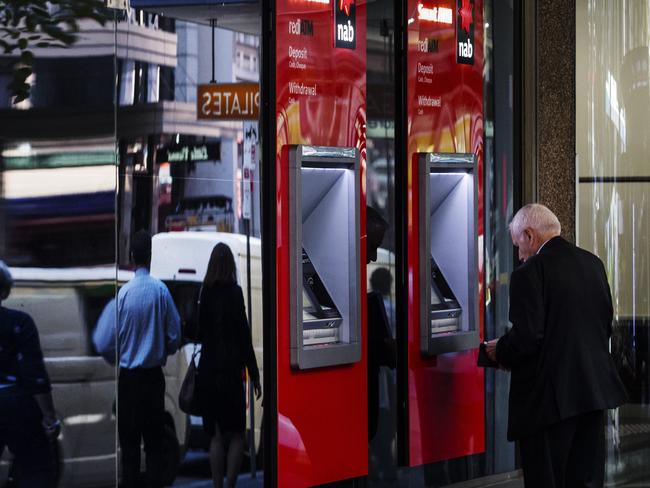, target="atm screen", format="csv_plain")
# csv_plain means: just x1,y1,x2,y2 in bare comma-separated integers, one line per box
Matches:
430,255,462,334
302,249,342,333
431,255,457,304
430,255,460,310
